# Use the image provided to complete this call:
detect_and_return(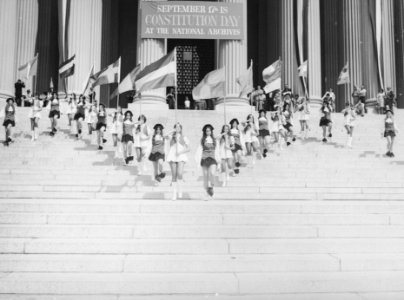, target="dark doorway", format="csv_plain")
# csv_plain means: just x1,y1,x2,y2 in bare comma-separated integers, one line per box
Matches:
167,39,215,109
